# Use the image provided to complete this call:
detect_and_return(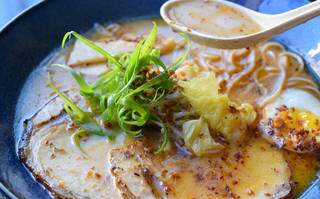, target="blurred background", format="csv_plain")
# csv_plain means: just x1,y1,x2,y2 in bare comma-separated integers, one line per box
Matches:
0,0,41,29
